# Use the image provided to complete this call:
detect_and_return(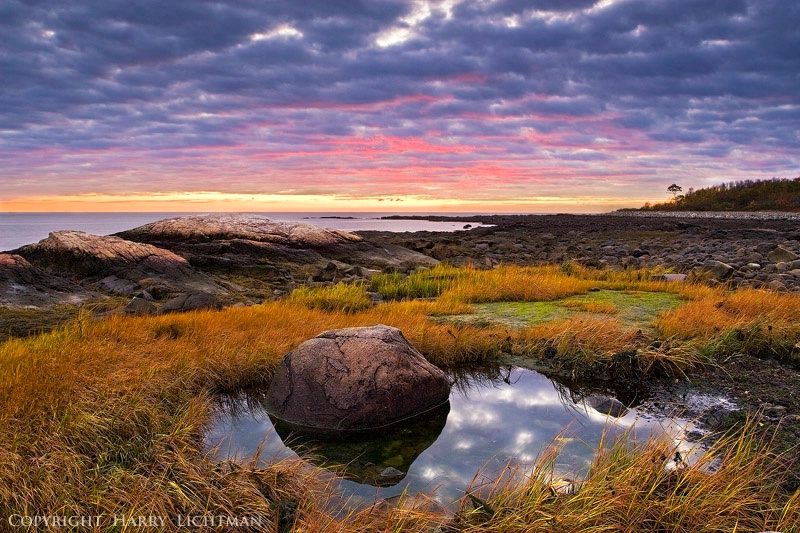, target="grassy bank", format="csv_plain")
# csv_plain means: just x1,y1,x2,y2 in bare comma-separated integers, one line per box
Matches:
0,265,798,531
